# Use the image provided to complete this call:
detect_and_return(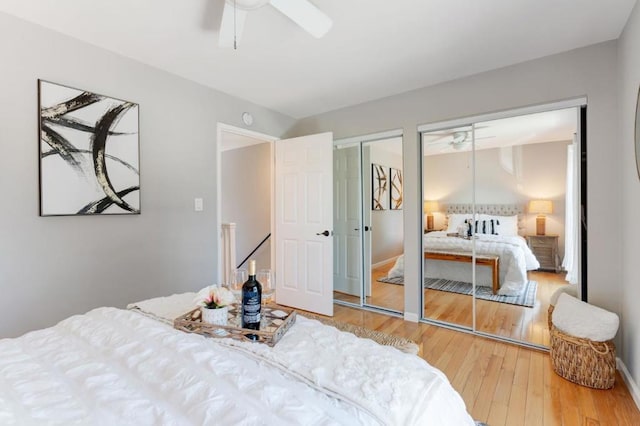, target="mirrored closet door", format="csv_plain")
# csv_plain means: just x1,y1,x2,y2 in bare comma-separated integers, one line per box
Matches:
333,136,404,314
362,137,404,312
422,125,474,328
420,105,583,348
